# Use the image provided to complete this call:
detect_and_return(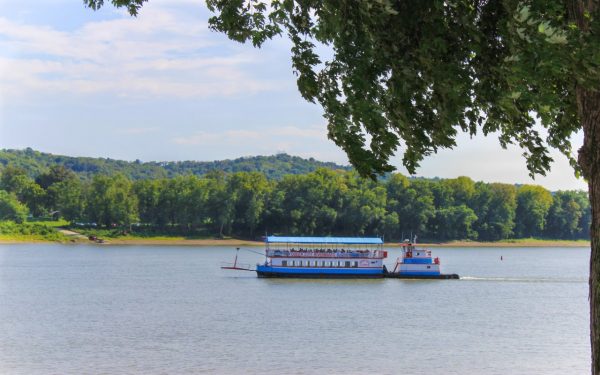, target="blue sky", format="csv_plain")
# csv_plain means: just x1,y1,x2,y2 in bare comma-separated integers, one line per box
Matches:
0,0,587,191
